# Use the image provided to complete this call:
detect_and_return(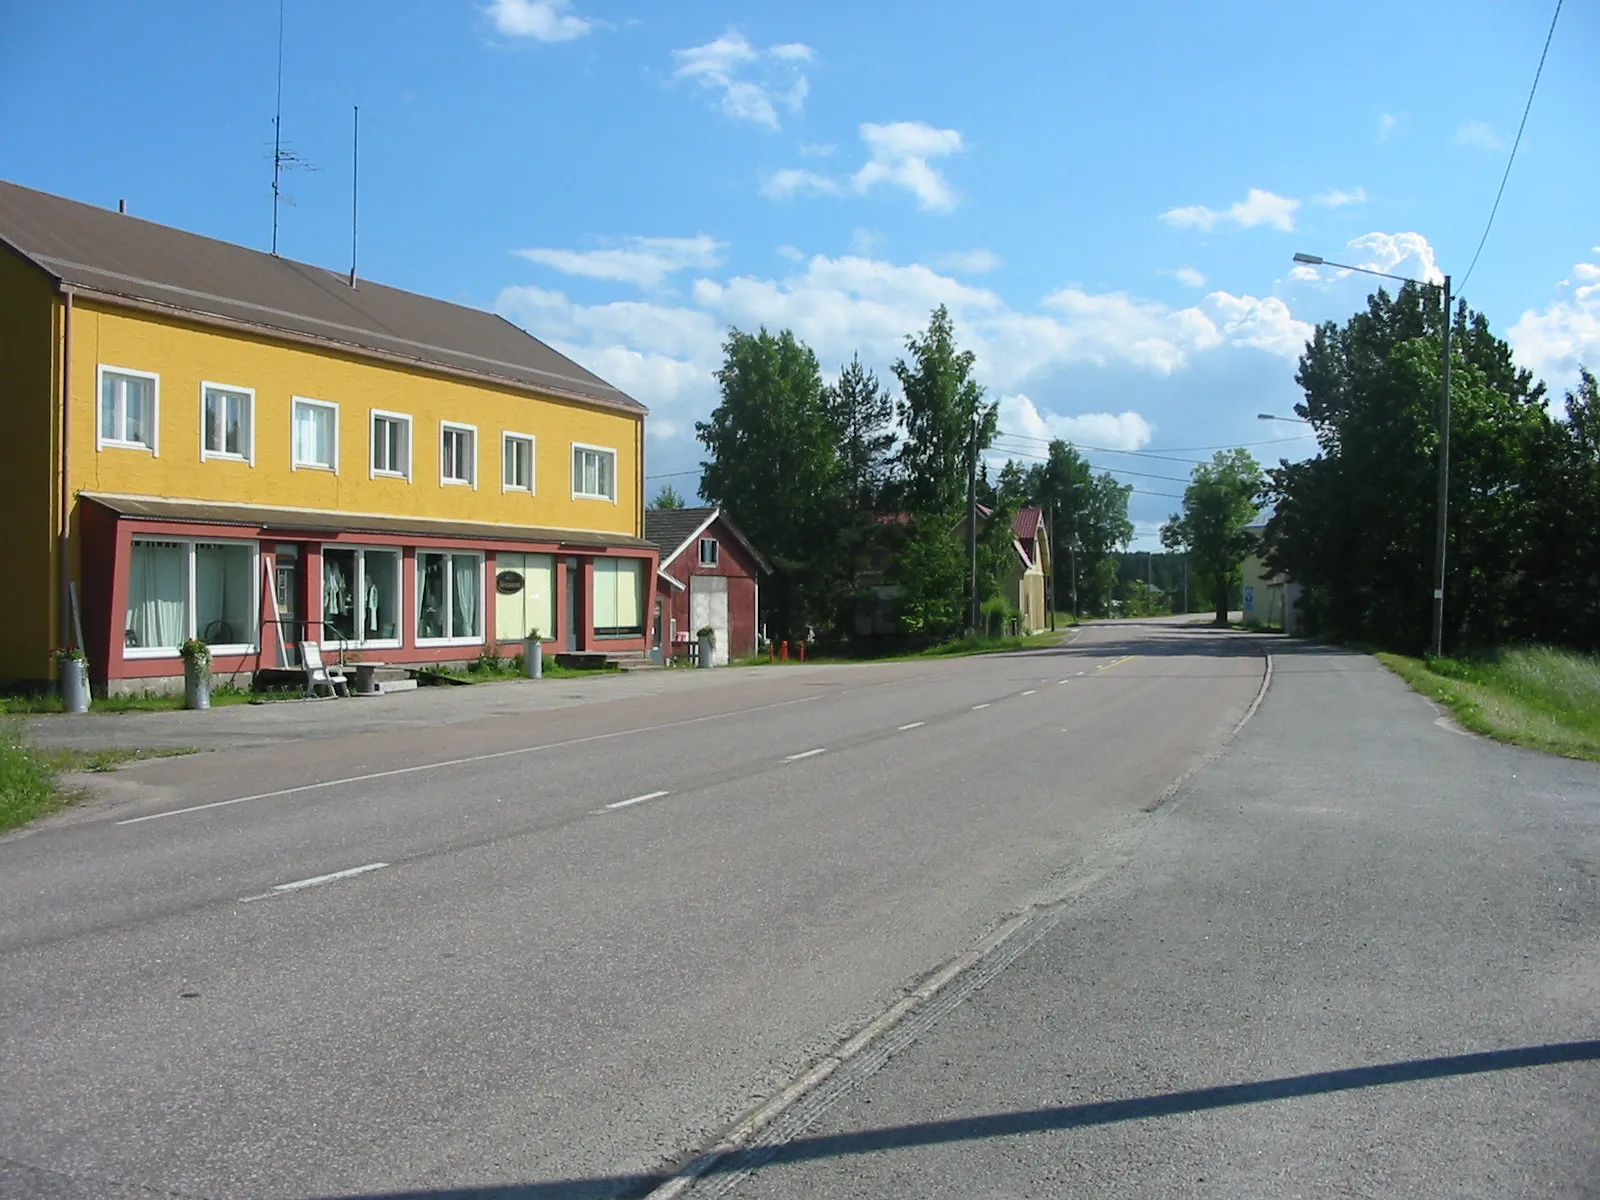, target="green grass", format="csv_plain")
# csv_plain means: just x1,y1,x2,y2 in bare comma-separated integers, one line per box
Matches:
1,684,280,715
0,722,196,832
416,657,619,683
730,627,1073,668
1377,645,1600,763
